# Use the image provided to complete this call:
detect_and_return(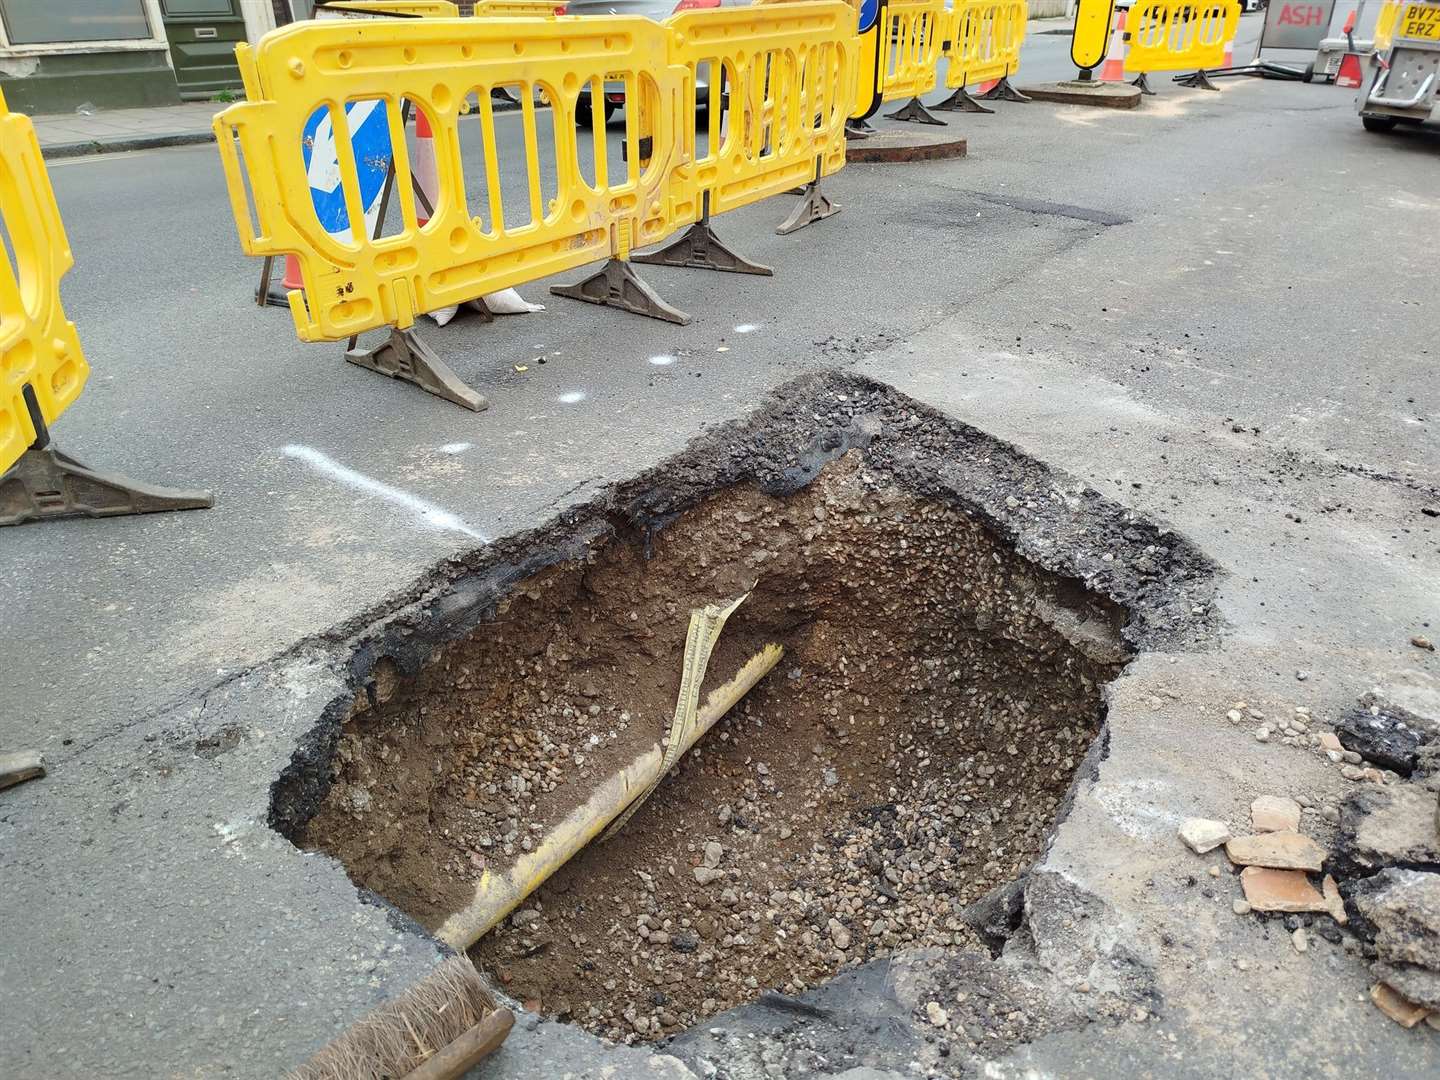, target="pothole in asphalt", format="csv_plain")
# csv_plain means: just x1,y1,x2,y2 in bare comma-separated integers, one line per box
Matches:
288,448,1139,1045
